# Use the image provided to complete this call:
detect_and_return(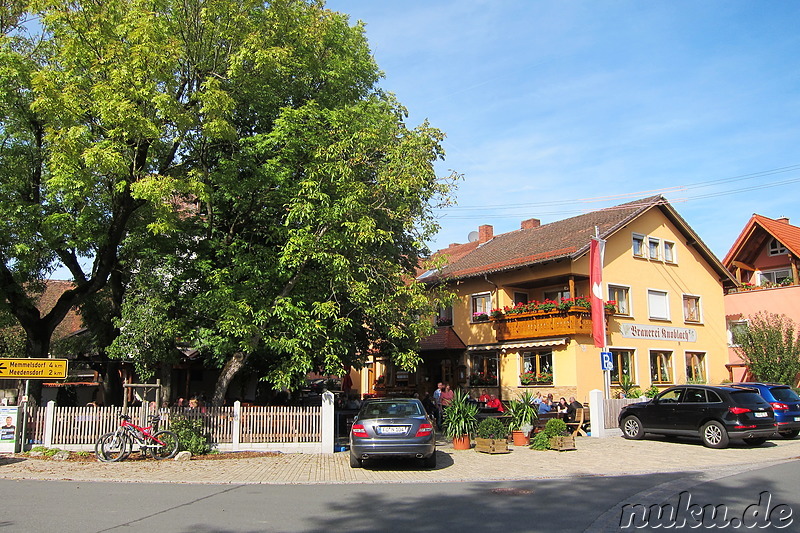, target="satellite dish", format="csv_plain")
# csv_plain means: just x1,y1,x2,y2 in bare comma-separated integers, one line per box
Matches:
468,231,479,243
